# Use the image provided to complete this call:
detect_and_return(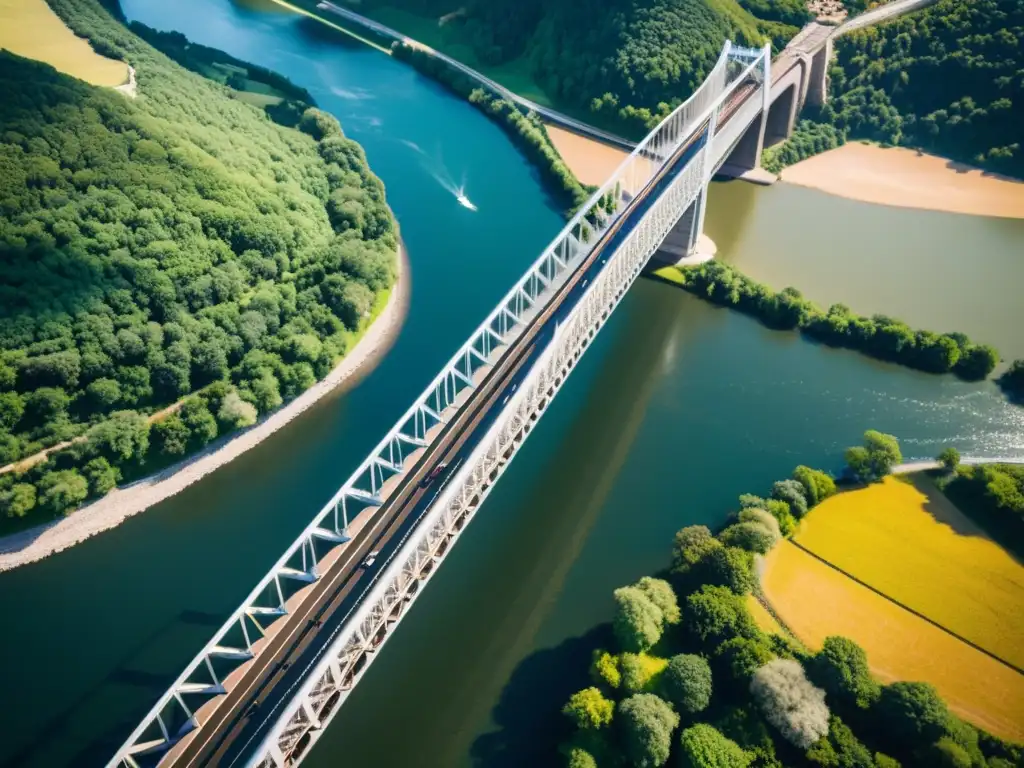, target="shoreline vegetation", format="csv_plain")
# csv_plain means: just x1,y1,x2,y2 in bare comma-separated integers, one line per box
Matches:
0,0,404,558
553,432,1024,767
0,247,409,573
653,261,1003,383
